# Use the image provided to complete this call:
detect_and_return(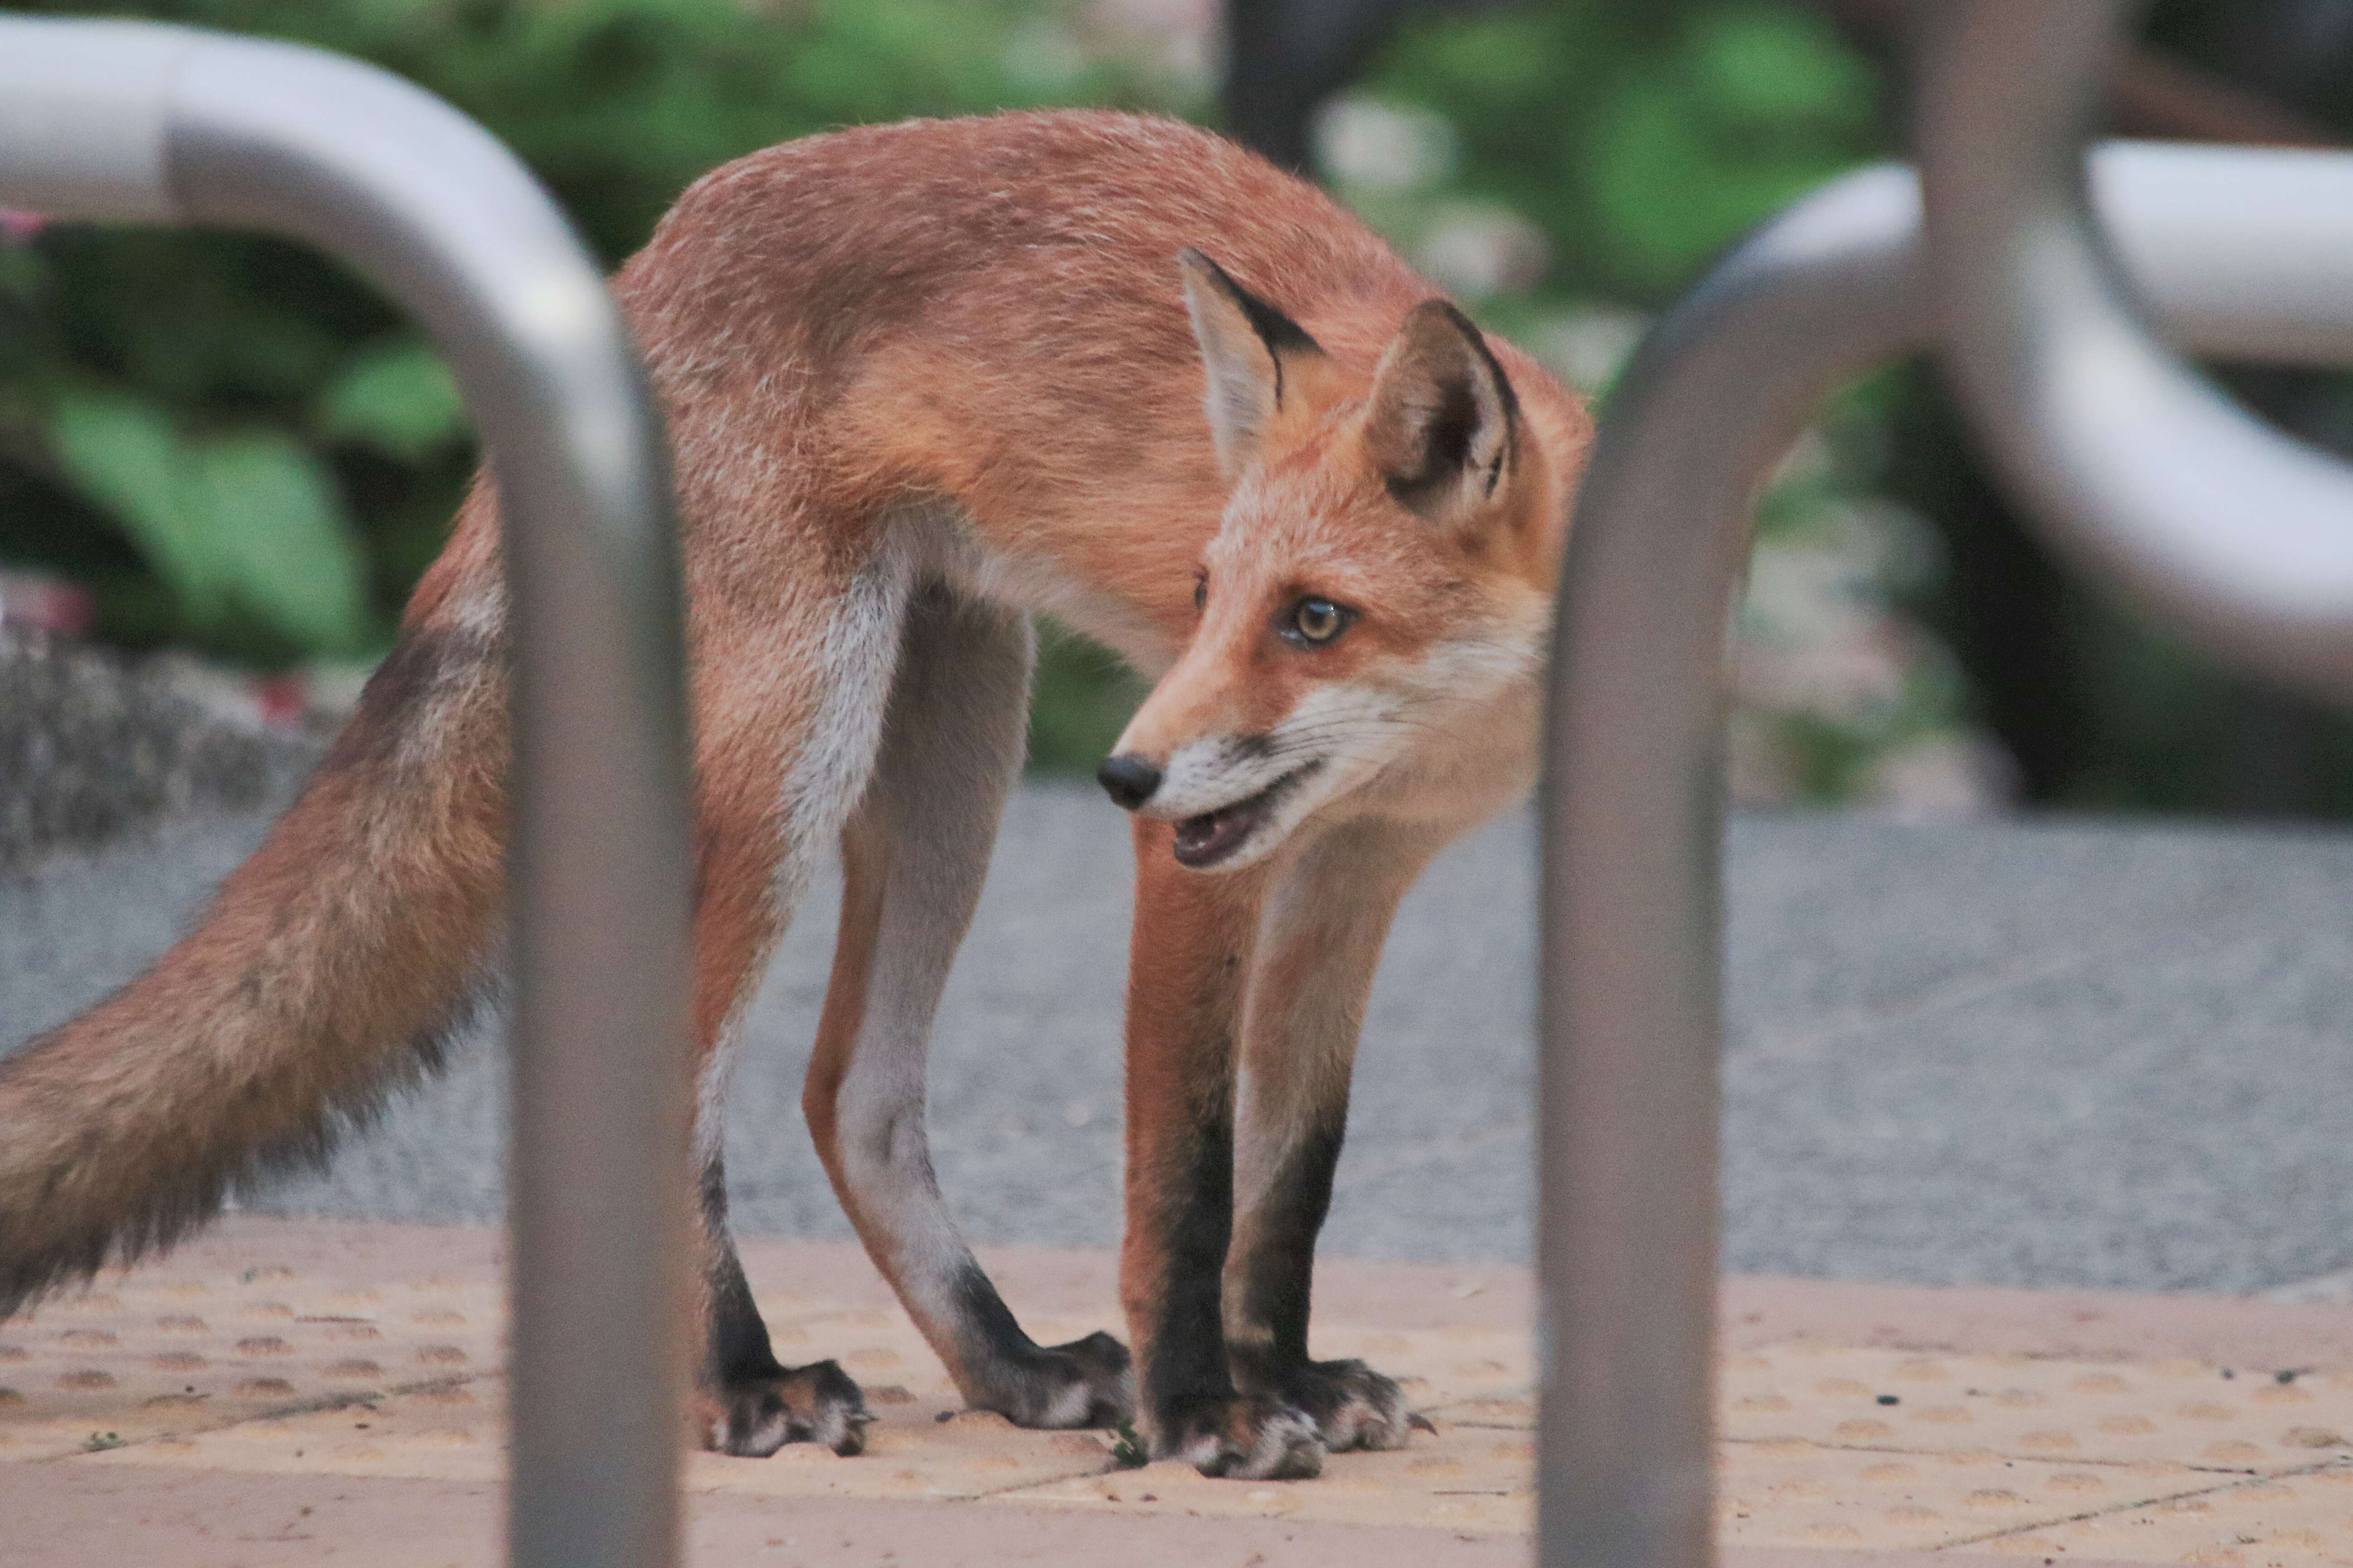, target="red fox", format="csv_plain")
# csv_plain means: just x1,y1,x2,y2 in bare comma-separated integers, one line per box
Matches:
0,111,1587,1480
